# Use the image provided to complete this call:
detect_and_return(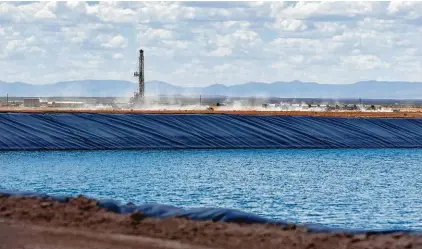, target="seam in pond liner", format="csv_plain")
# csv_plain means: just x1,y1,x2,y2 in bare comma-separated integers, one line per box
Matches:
2,113,422,150
0,190,418,235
